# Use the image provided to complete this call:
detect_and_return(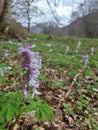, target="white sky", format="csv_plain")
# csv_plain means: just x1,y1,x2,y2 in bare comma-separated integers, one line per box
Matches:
32,0,83,26
12,0,84,27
